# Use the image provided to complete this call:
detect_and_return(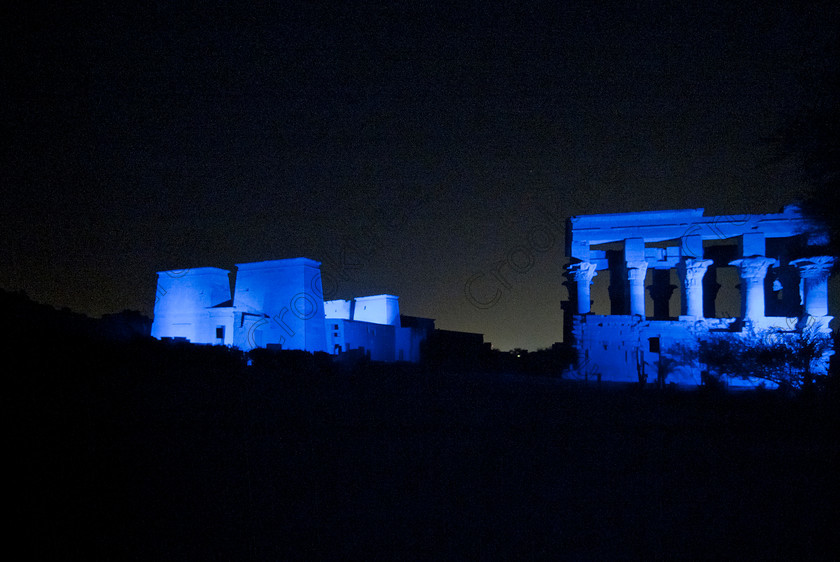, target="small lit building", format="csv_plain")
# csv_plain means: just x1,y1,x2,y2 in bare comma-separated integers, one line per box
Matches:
323,295,426,362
